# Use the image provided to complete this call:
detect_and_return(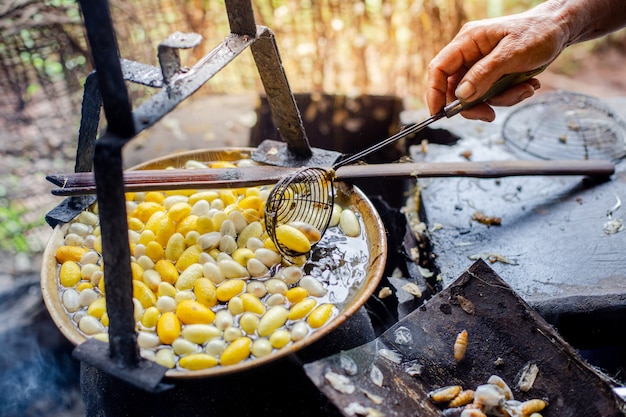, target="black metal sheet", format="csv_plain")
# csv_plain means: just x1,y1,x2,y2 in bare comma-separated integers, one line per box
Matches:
304,260,626,417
